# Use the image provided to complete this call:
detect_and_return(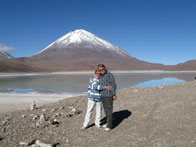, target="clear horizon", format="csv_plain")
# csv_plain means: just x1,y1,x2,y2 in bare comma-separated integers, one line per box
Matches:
0,0,195,65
